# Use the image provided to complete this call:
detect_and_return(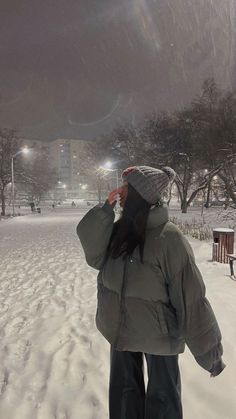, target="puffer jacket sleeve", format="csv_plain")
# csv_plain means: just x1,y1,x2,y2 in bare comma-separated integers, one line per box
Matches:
76,200,115,270
162,231,224,373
